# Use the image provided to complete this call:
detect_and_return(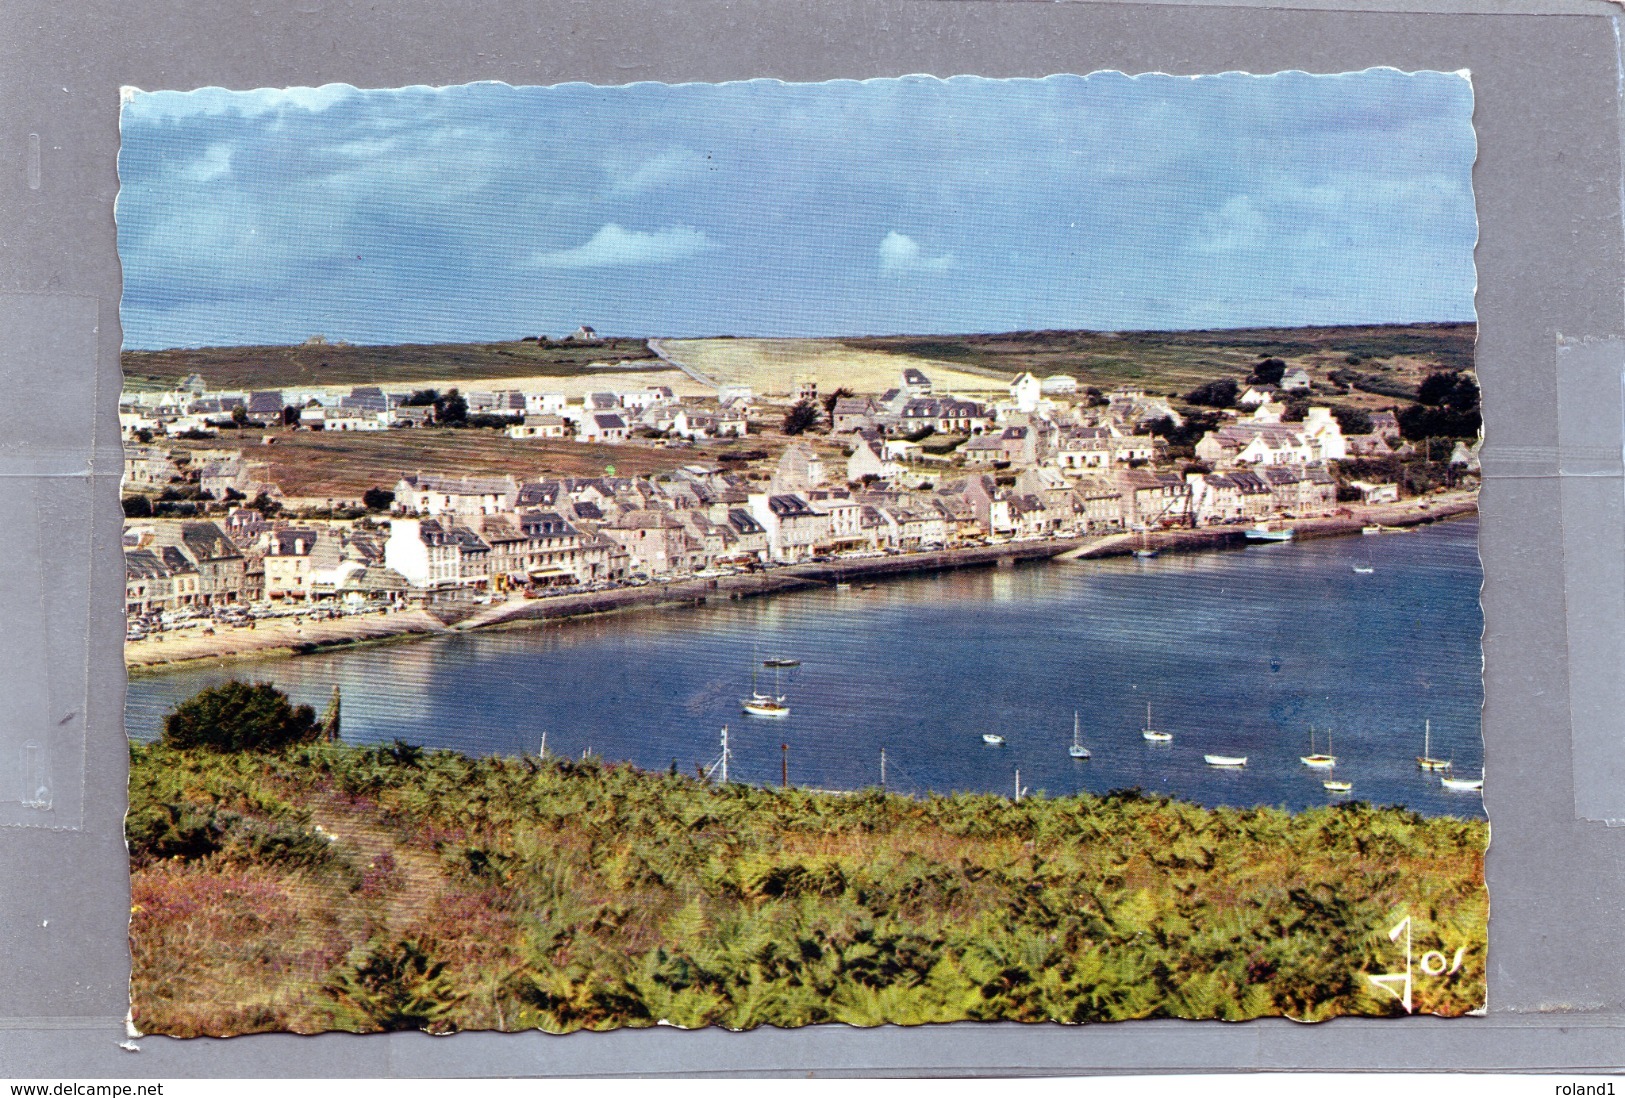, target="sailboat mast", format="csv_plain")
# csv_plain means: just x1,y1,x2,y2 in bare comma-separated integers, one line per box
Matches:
1425,718,1431,757
1014,768,1021,803
880,748,887,790
720,725,729,785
